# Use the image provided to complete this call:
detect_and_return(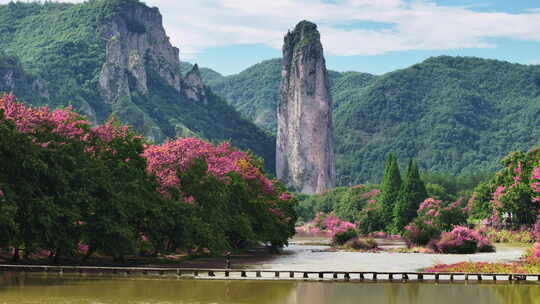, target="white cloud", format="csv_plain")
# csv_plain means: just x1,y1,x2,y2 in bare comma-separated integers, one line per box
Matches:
2,0,540,59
